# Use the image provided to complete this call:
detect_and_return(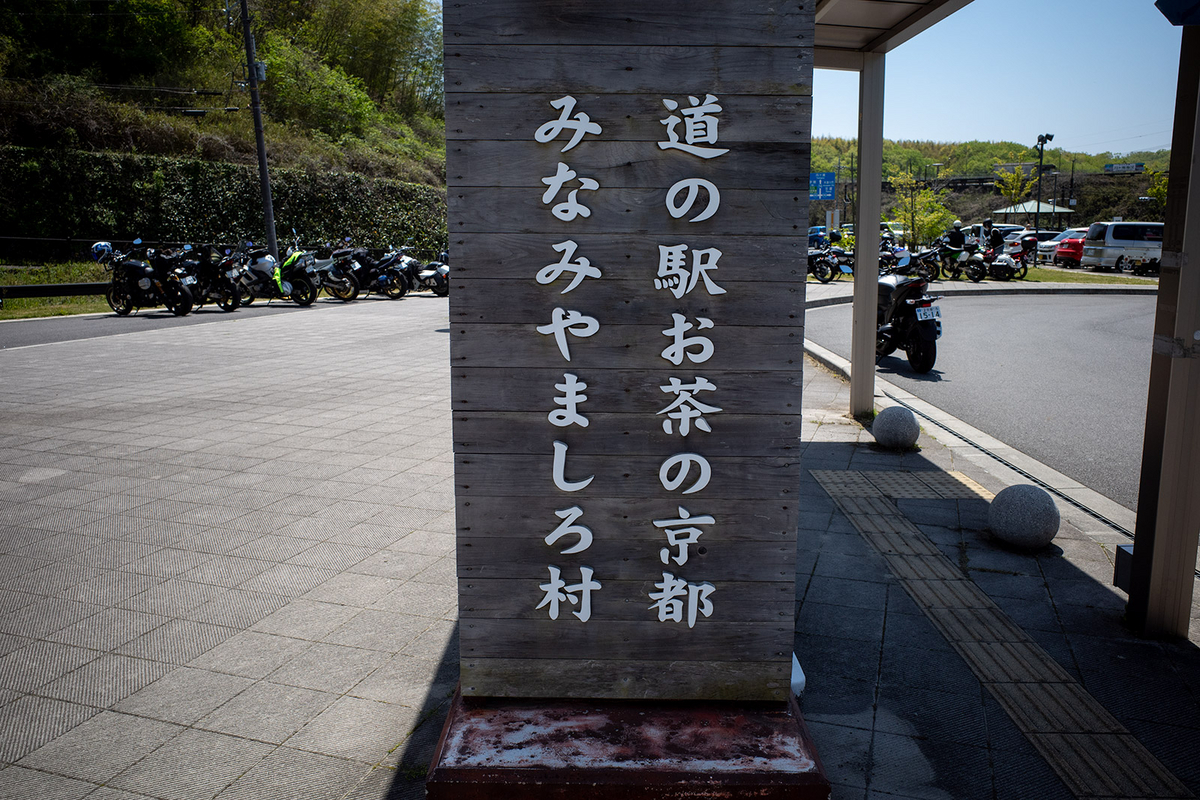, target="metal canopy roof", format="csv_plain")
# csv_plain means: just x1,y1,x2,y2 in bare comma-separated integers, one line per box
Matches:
815,0,976,70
